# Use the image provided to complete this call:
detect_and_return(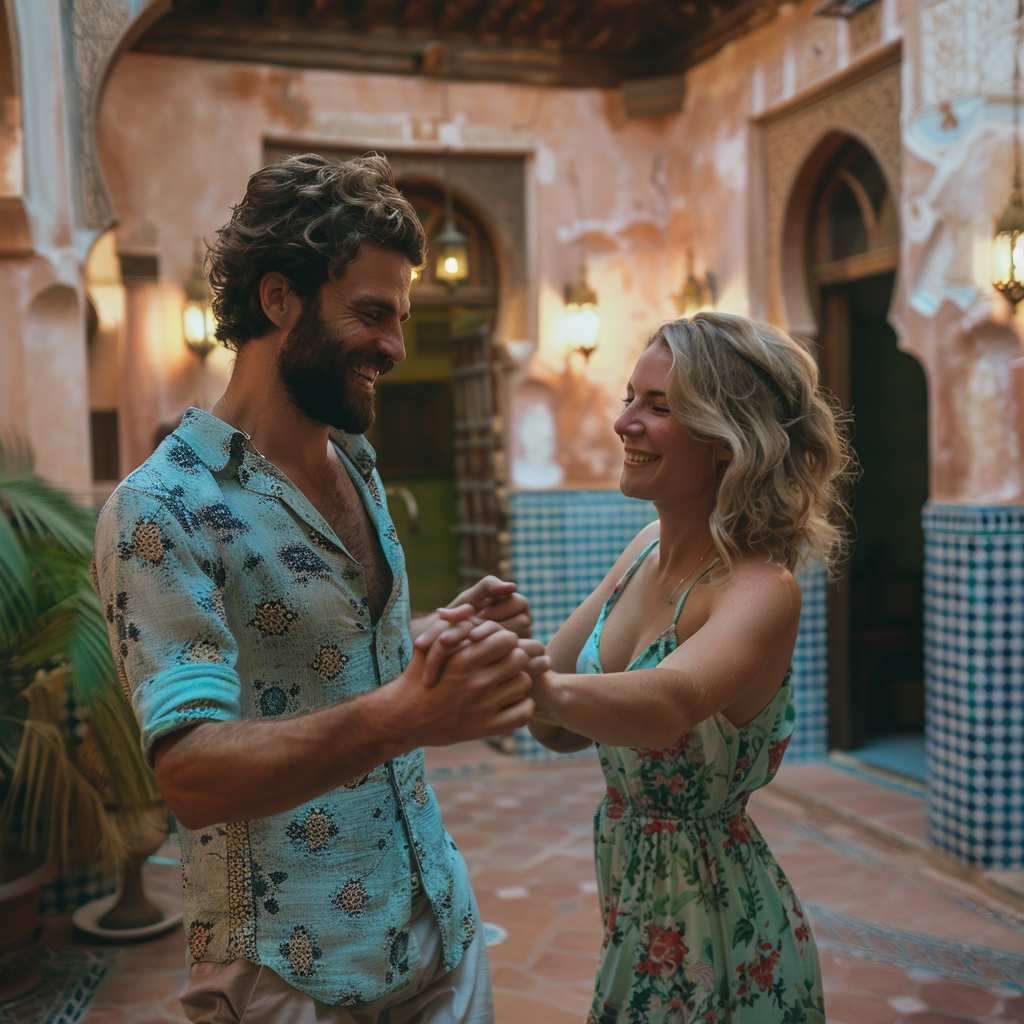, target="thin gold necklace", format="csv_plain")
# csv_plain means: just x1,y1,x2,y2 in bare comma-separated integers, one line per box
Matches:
219,395,266,460
666,541,715,604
